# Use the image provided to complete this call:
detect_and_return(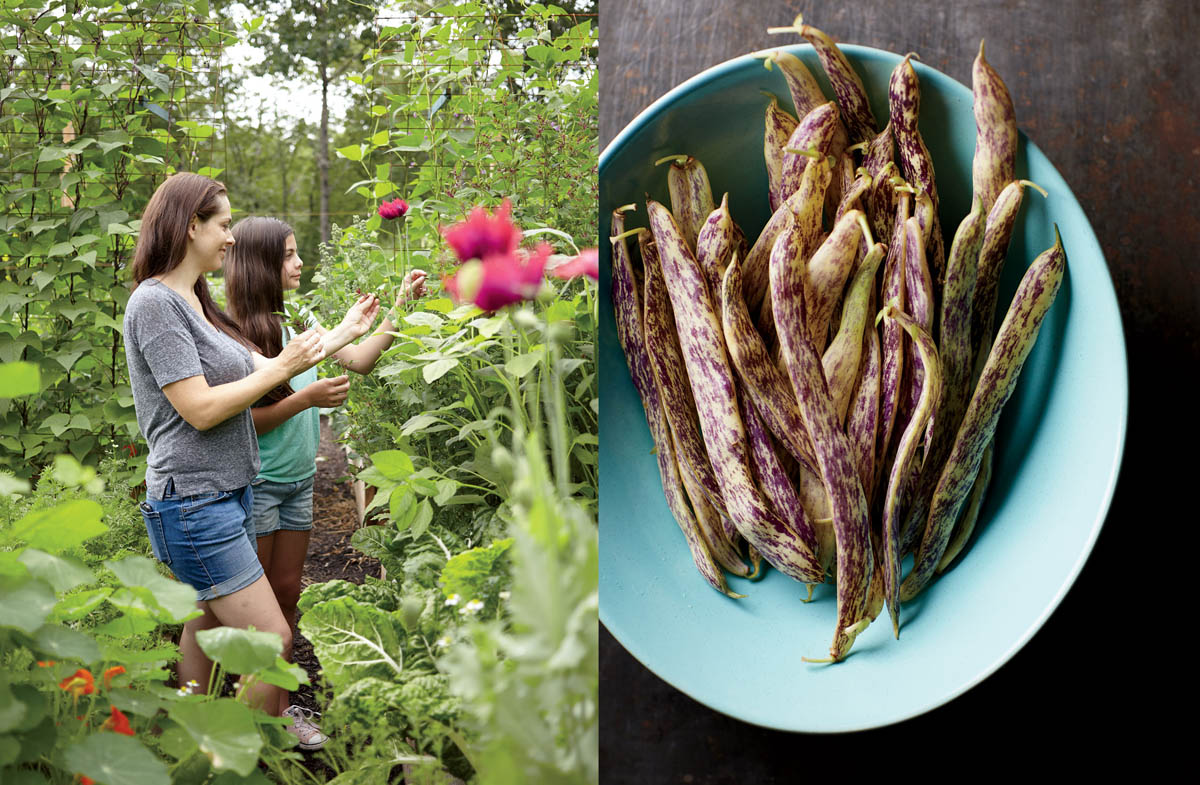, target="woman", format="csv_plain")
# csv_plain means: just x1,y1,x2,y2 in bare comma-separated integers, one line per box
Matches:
223,216,426,747
122,173,377,748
